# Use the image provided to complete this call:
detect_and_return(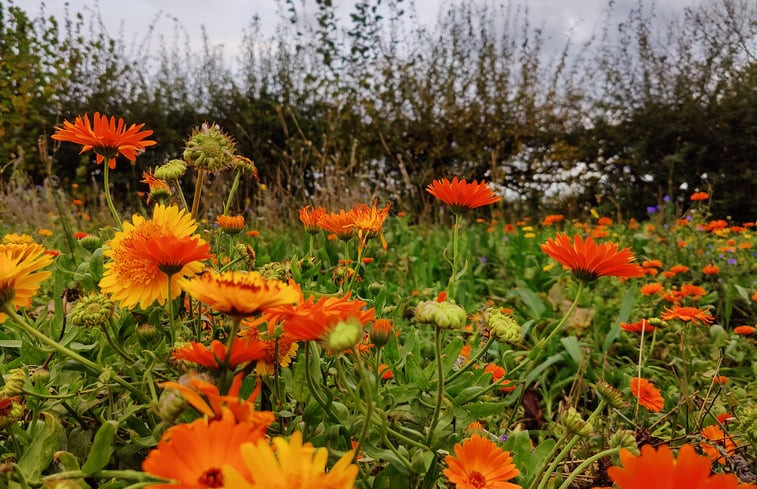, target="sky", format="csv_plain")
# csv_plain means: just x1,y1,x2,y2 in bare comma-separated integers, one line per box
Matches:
21,0,704,64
